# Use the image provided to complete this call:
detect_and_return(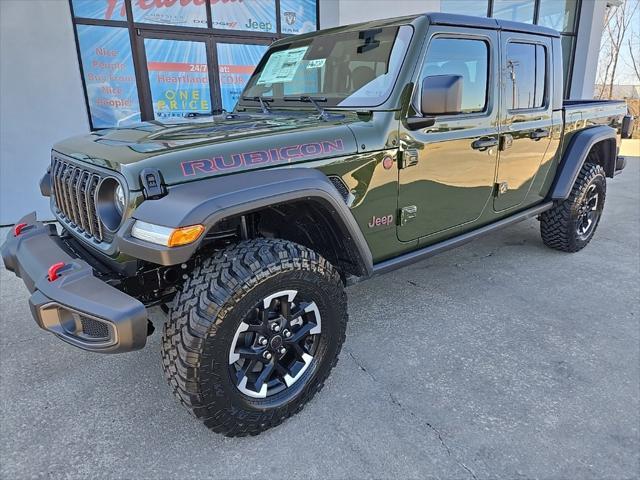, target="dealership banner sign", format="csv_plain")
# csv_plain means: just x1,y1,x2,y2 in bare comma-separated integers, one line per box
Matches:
217,43,267,111
71,0,308,33
144,38,211,119
76,25,141,128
